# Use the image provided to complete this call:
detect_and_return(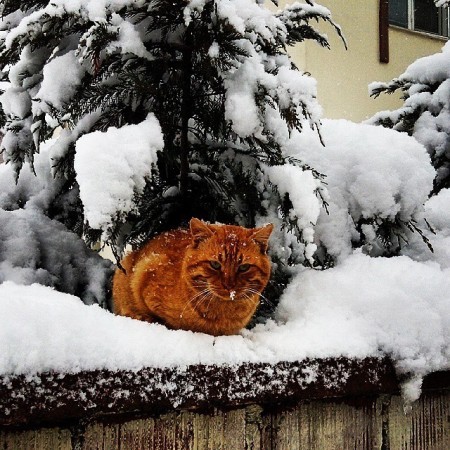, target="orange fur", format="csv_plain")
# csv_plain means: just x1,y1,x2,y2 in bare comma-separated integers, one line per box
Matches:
112,218,273,336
